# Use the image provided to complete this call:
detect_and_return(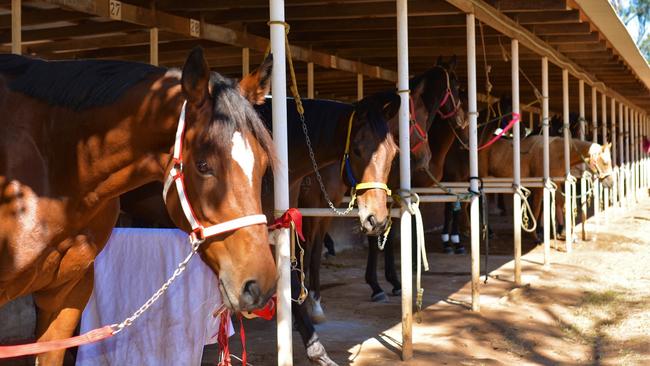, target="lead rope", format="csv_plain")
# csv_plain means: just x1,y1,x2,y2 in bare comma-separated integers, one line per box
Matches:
290,220,308,304
513,184,538,233
545,179,559,249
395,190,428,323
